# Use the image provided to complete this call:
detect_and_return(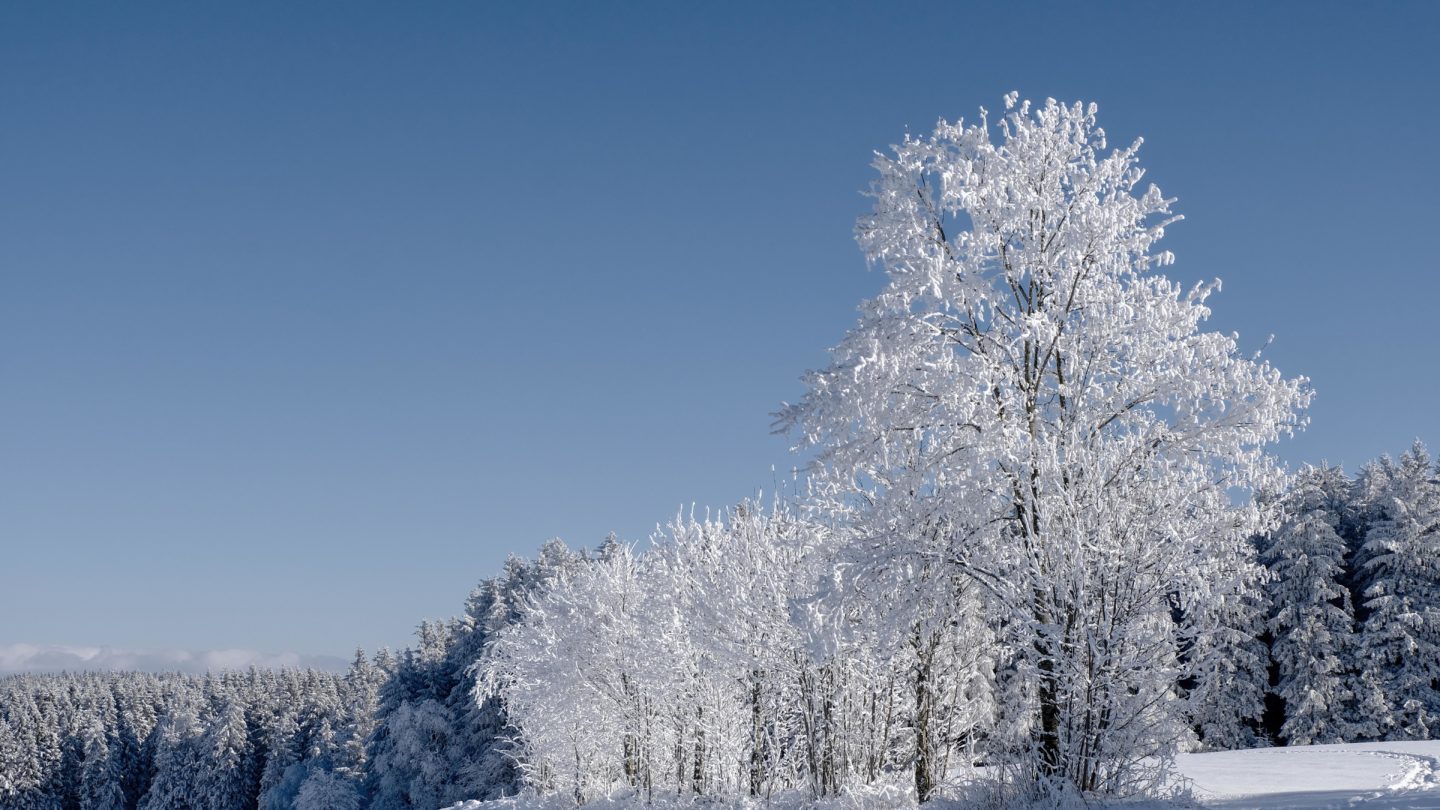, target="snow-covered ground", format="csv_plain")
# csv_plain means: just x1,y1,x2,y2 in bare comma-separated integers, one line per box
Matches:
1172,740,1440,808
443,741,1440,809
